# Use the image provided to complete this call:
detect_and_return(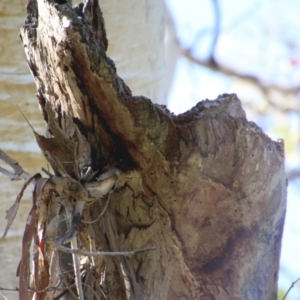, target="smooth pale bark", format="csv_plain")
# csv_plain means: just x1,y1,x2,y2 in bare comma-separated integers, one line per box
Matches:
15,0,286,299
101,0,168,104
